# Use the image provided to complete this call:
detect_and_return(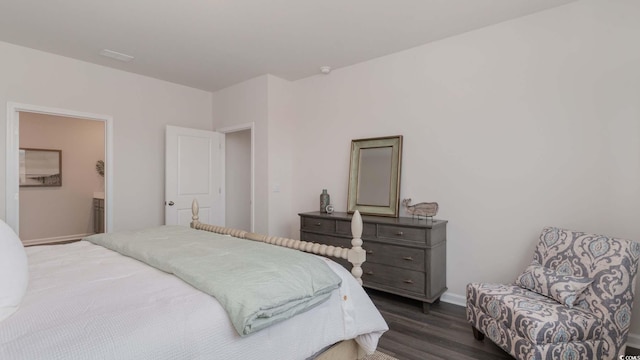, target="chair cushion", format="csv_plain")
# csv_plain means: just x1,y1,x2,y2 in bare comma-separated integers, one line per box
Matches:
515,261,593,308
468,283,604,345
